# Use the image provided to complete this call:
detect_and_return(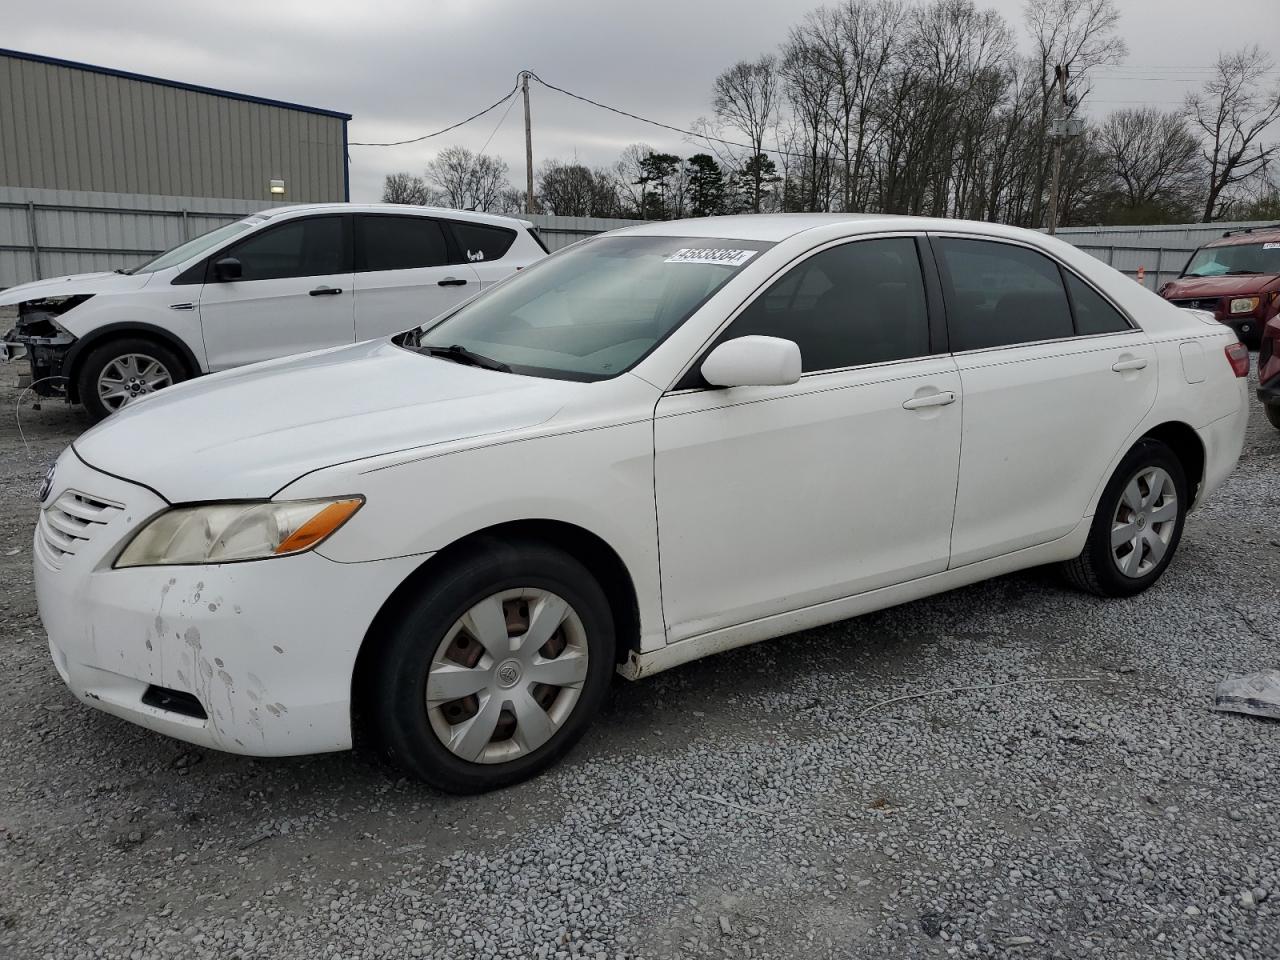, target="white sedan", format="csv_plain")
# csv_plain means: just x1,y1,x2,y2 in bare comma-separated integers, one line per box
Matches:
34,215,1249,793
